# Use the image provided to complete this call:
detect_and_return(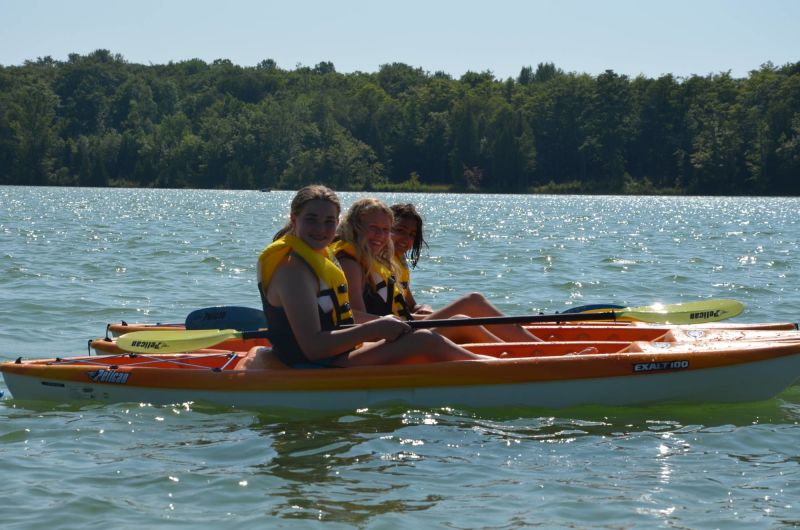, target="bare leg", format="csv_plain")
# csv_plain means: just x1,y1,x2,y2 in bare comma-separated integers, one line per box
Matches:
341,329,494,366
431,314,504,344
236,347,275,370
425,292,542,342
